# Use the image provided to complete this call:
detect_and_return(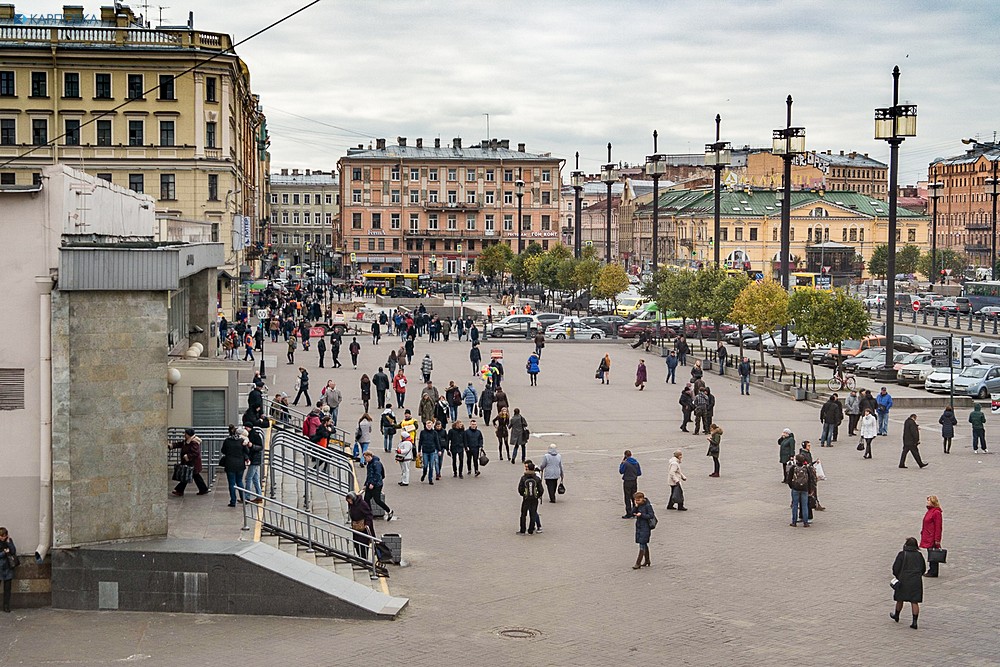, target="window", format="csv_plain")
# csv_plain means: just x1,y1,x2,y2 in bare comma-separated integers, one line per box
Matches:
447,214,457,230
541,215,551,231
504,169,513,182
542,169,551,183
128,120,144,146
159,120,175,146
503,191,513,204
160,173,176,200
541,191,551,205
391,165,400,181
64,119,80,145
207,174,218,201
97,120,112,146
0,173,14,185
409,190,419,204
842,228,848,242
485,191,495,205
158,75,175,100
391,213,400,229
352,189,361,203
429,214,439,230
772,228,778,242
466,214,476,231
0,119,14,145
63,72,80,98
378,238,385,251
325,212,332,224
789,228,795,242
281,233,289,244
325,194,333,205
30,72,47,98
391,189,401,203
0,71,14,97
292,212,300,225
485,169,495,182
281,193,289,205
429,168,438,181
522,214,532,231
352,168,362,181
907,228,916,243
127,74,143,100
485,215,495,231
503,214,513,231
368,239,376,251
31,118,47,146
352,212,362,229
128,173,144,193
205,76,217,102
448,169,457,181
281,211,288,224
849,228,858,242
303,193,311,205
749,228,758,241
428,190,439,203
95,73,112,99
410,213,419,231
292,194,300,205
466,191,476,204
448,190,457,204
720,228,728,242
466,169,476,182
205,121,217,149
734,227,743,241
372,213,382,229
410,168,419,181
